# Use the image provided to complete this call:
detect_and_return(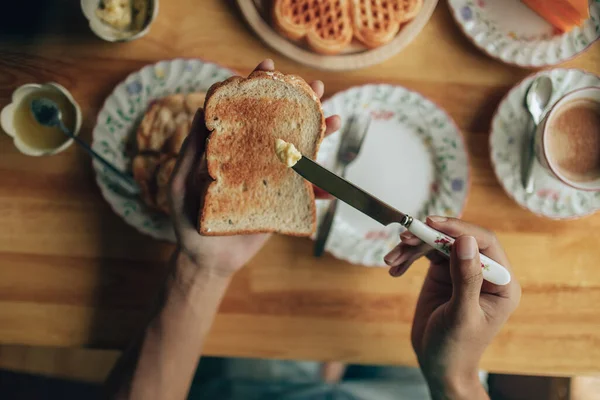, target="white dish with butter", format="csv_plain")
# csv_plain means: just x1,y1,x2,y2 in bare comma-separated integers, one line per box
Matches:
81,0,159,42
316,84,469,267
